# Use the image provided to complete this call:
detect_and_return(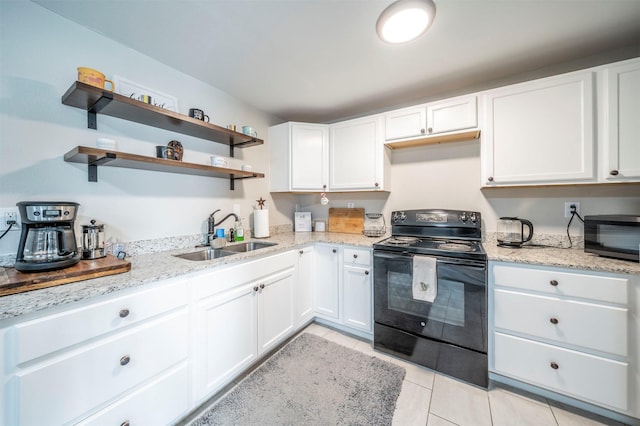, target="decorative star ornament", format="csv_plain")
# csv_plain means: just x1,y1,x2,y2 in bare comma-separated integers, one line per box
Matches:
256,197,266,210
